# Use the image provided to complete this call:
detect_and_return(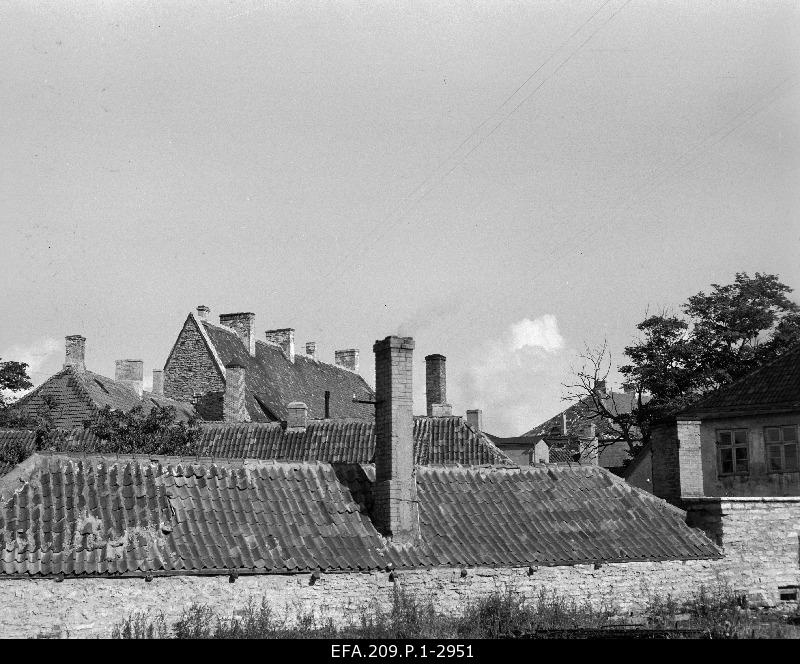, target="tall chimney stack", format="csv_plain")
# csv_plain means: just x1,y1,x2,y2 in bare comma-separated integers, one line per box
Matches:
219,312,256,356
196,305,210,321
425,354,451,416
305,342,317,359
334,349,359,372
223,363,249,422
466,409,483,432
265,328,295,362
151,370,164,396
372,336,419,542
115,360,144,397
64,335,86,372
